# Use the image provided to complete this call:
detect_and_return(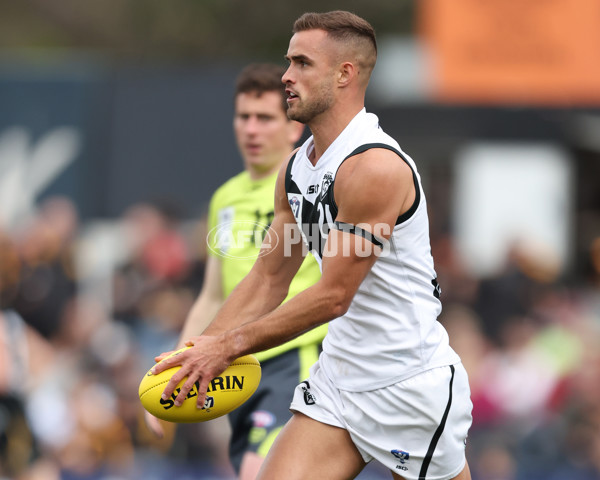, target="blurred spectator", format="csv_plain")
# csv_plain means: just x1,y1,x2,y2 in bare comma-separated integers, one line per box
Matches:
579,236,600,323
0,229,21,308
9,196,79,340
108,201,231,477
0,308,55,478
111,200,200,366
